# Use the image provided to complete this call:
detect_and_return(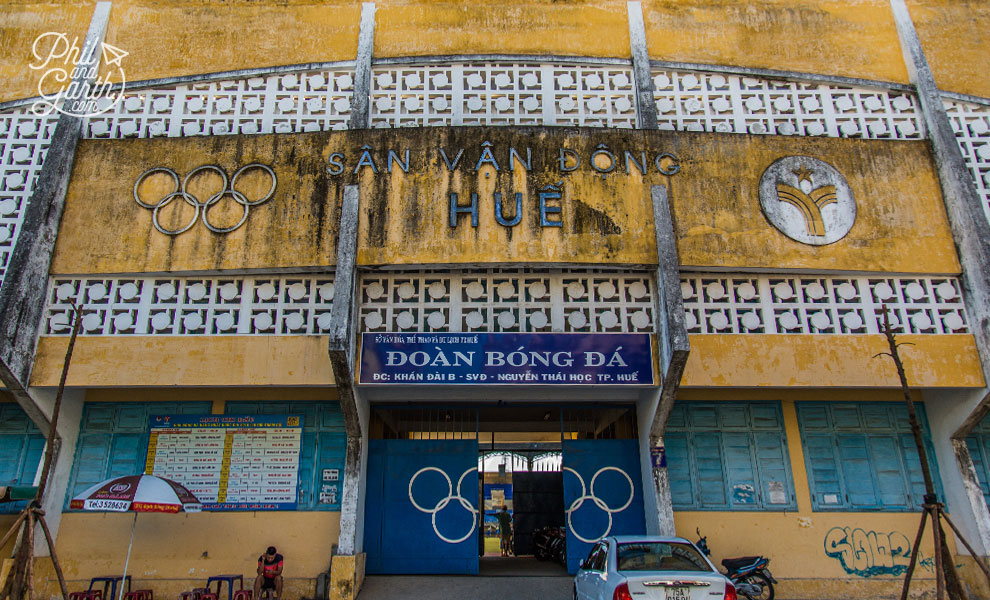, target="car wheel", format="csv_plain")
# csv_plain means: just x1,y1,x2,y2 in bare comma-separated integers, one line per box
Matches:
572,585,578,600
739,573,774,600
